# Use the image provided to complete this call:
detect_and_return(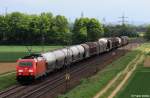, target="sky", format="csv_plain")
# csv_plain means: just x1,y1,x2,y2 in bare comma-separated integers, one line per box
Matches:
0,0,149,25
